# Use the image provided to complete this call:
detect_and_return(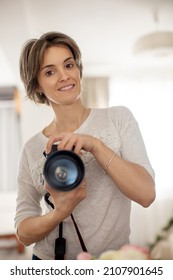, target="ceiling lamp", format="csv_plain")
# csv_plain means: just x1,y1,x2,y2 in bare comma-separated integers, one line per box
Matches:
133,31,173,57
